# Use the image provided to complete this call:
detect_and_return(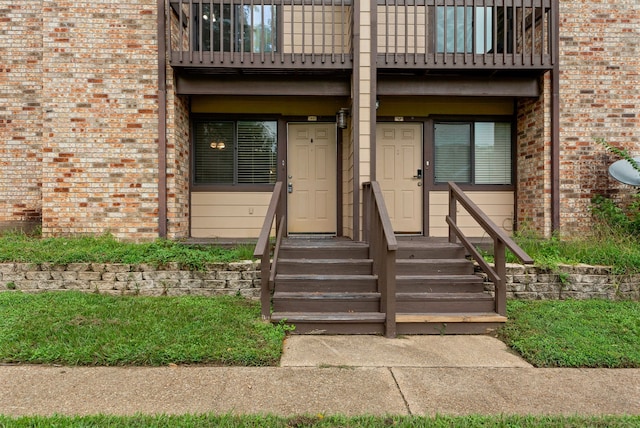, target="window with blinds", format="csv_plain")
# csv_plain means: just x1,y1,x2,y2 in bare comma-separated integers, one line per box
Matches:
434,121,512,185
474,122,511,184
194,120,277,186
